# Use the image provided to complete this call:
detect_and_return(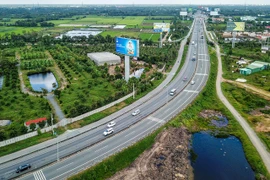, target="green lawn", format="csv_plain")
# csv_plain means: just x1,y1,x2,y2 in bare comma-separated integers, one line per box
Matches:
0,27,43,36
118,16,145,26
101,30,140,38
139,33,160,42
